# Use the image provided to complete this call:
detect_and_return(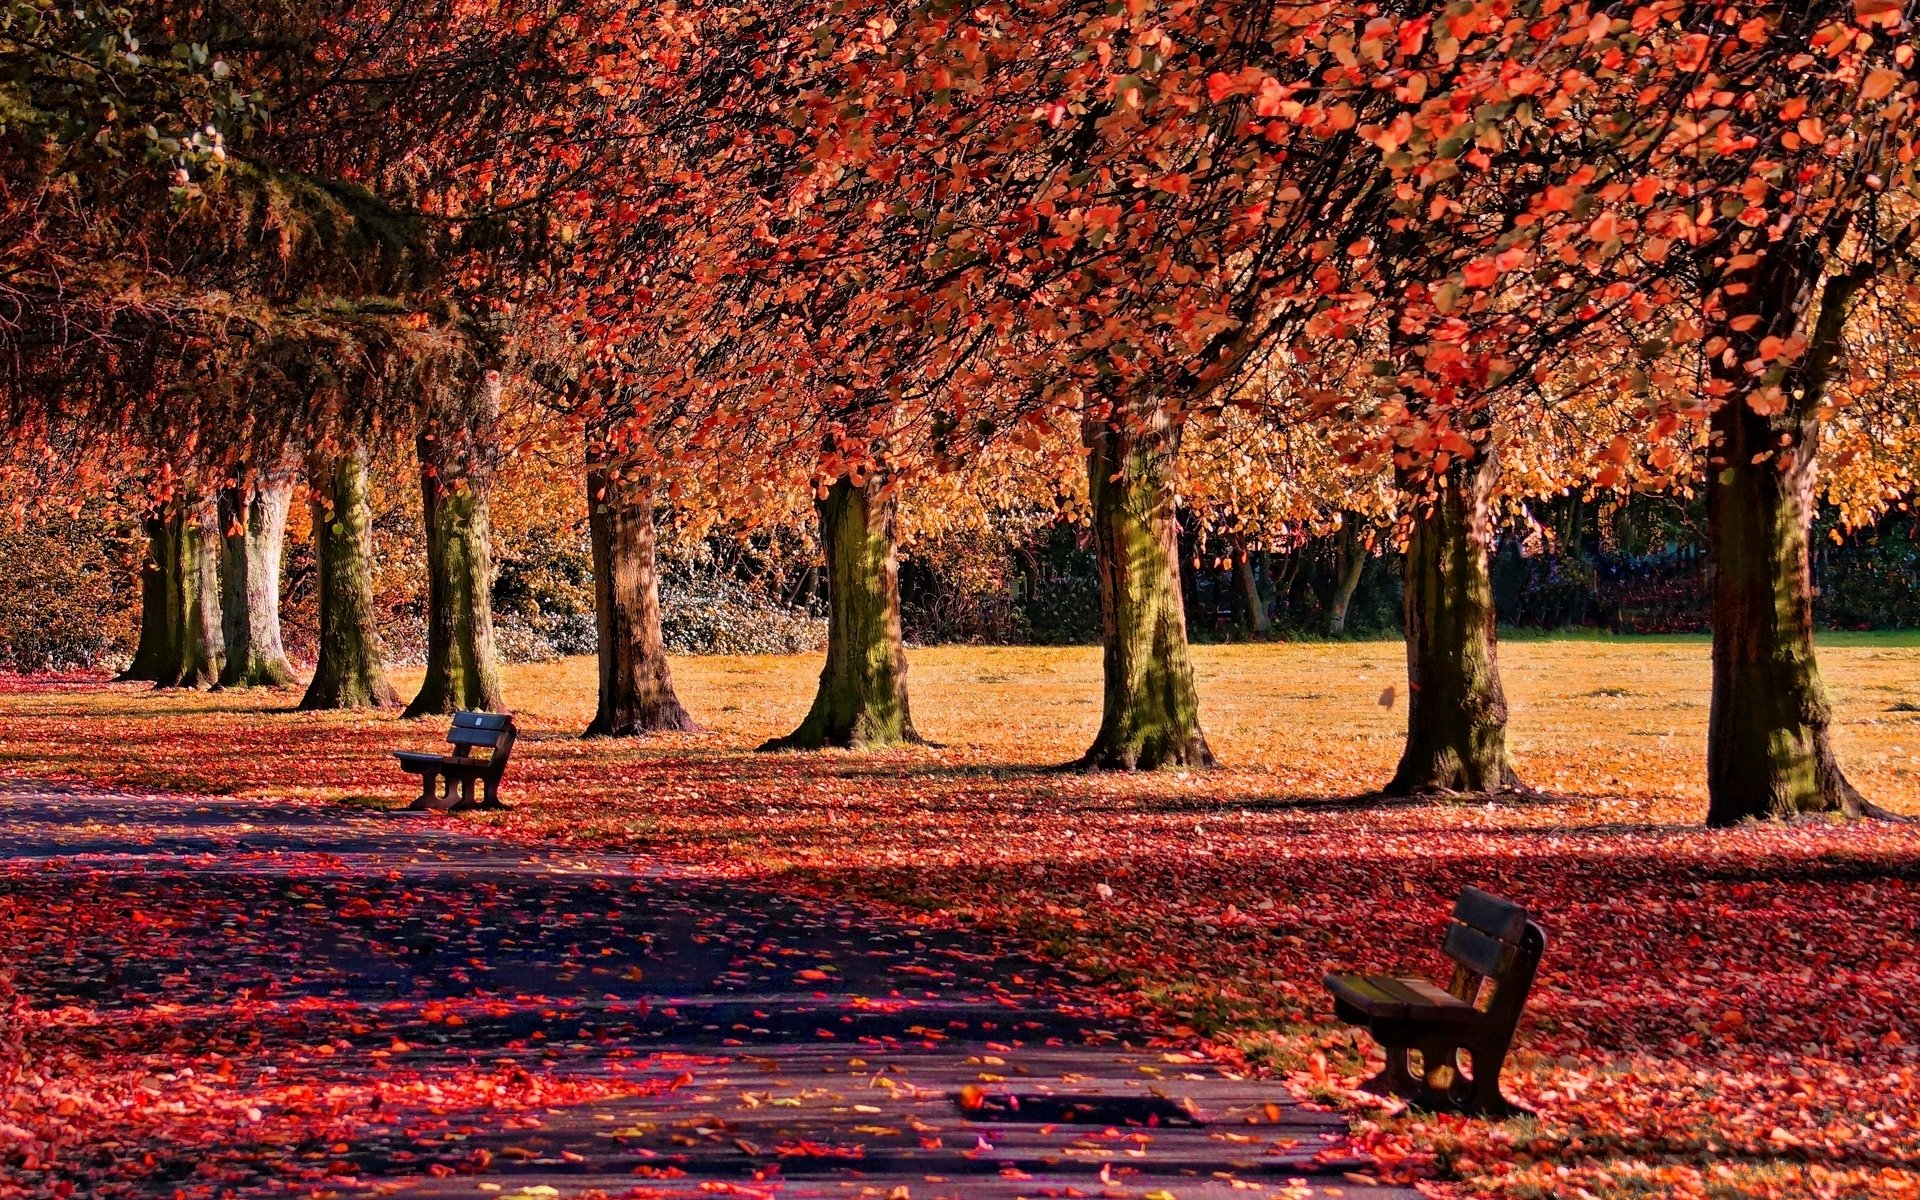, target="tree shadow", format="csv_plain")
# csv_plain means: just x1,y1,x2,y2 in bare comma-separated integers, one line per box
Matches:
1,826,1356,1197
